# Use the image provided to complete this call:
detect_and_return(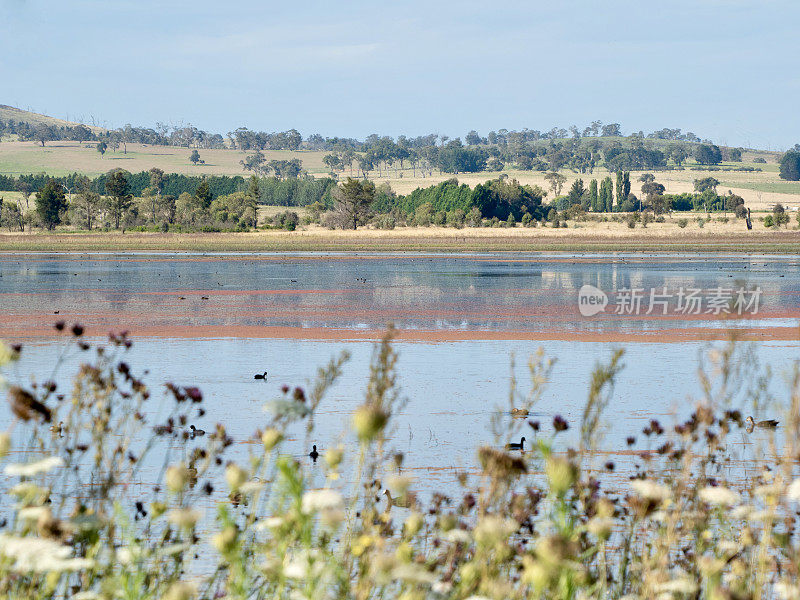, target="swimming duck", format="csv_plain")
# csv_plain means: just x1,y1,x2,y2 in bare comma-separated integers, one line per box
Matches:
746,416,779,433
382,489,415,511
506,436,526,451
254,372,268,380
511,408,529,417
189,425,206,438
309,445,319,461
